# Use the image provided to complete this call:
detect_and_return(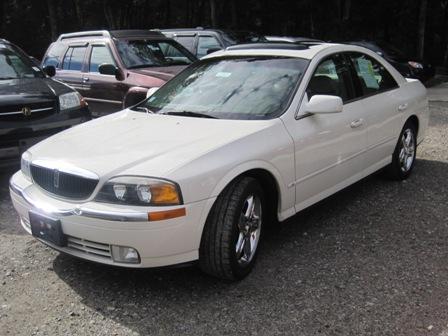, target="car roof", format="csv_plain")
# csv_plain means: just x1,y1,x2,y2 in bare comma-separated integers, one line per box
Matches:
203,42,343,60
57,30,165,41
